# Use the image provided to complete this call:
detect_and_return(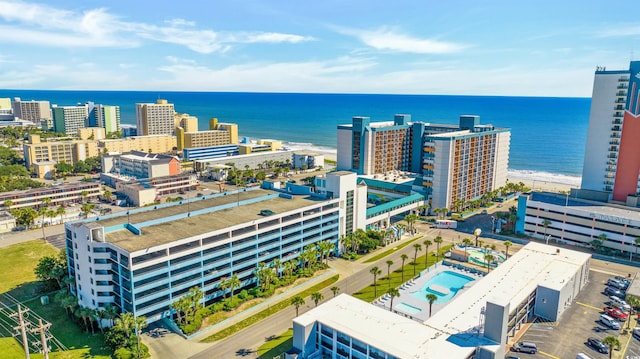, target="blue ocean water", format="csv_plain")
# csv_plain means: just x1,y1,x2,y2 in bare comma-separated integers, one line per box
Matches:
0,90,590,184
